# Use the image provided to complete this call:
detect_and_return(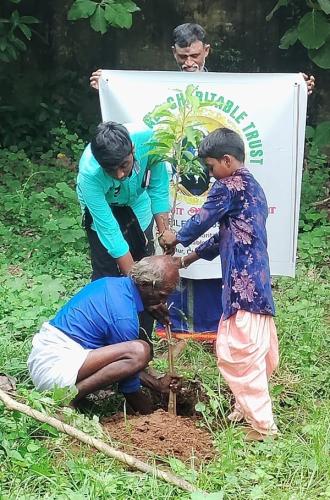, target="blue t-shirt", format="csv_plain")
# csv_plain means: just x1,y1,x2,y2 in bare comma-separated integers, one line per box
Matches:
50,277,144,349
